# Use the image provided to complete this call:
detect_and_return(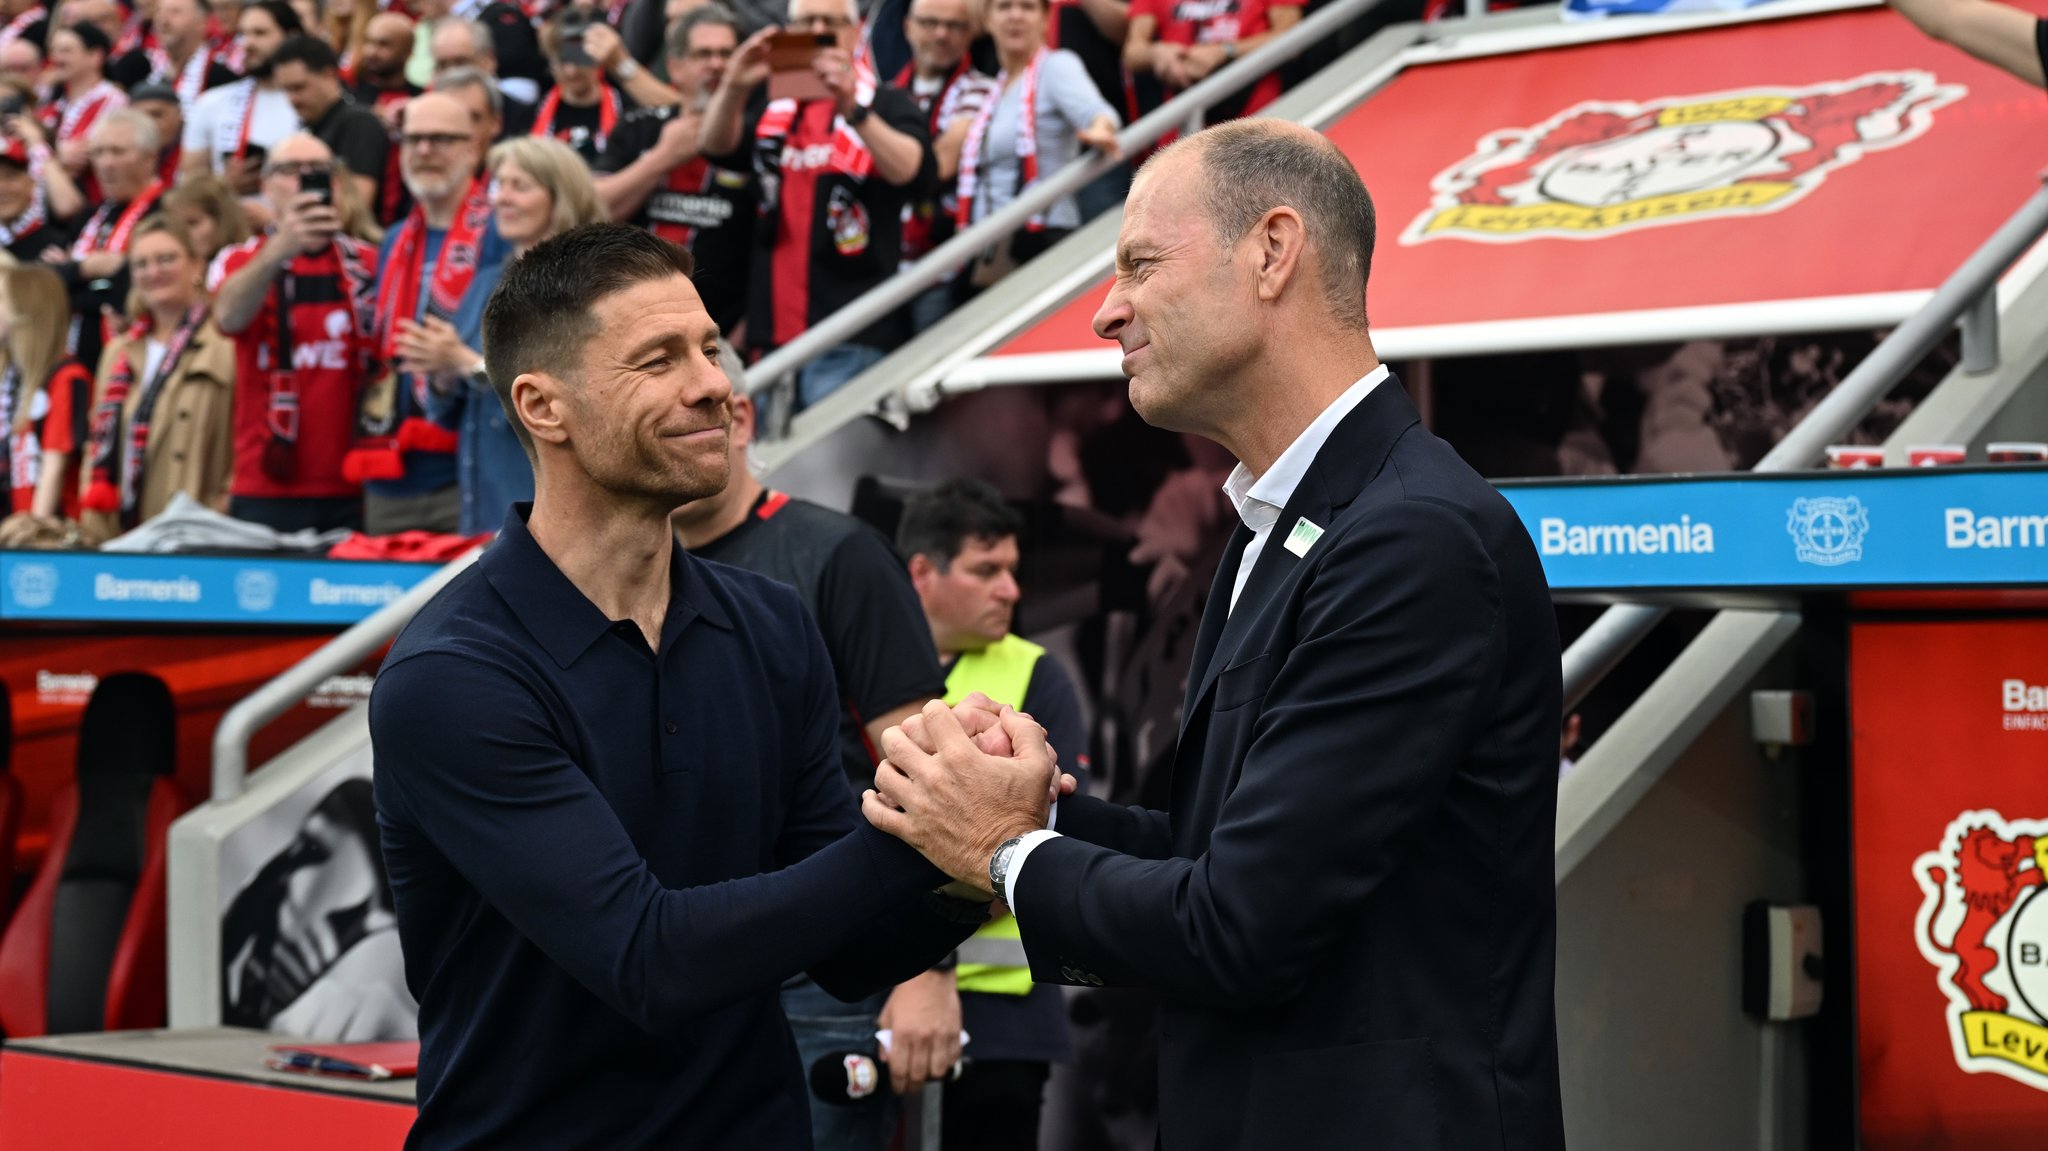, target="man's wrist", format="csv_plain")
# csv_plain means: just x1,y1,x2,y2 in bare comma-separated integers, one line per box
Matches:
843,99,872,127
614,56,640,80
